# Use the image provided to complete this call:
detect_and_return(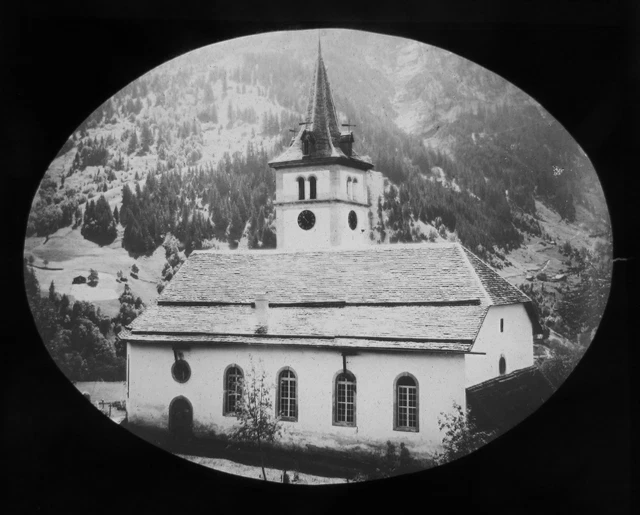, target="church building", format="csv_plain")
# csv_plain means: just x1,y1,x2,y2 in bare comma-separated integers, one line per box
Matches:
119,41,542,458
